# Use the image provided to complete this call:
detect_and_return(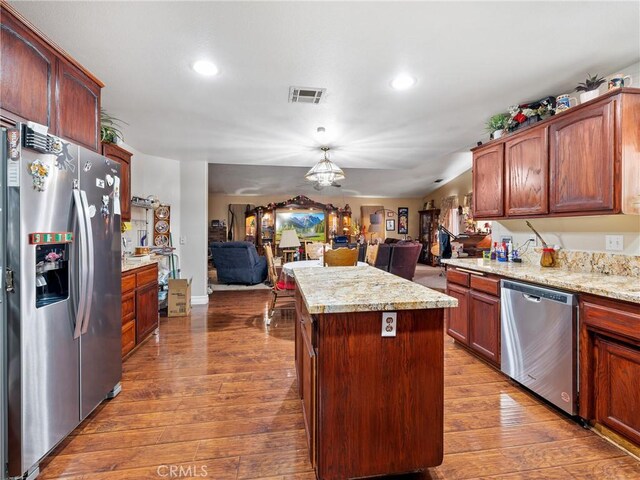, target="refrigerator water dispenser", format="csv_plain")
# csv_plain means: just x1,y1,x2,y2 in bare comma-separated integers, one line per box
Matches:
35,244,69,308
